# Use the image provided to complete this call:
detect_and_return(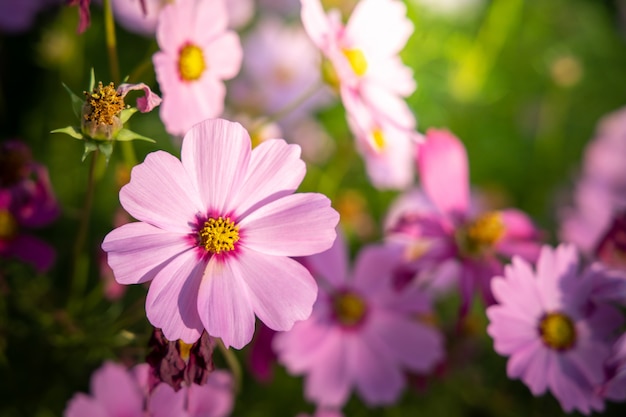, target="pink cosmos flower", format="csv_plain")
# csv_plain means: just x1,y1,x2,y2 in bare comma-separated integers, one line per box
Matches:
486,244,624,415
153,0,242,136
385,128,542,315
273,234,444,408
296,409,344,417
64,361,148,417
603,332,626,403
102,118,339,349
